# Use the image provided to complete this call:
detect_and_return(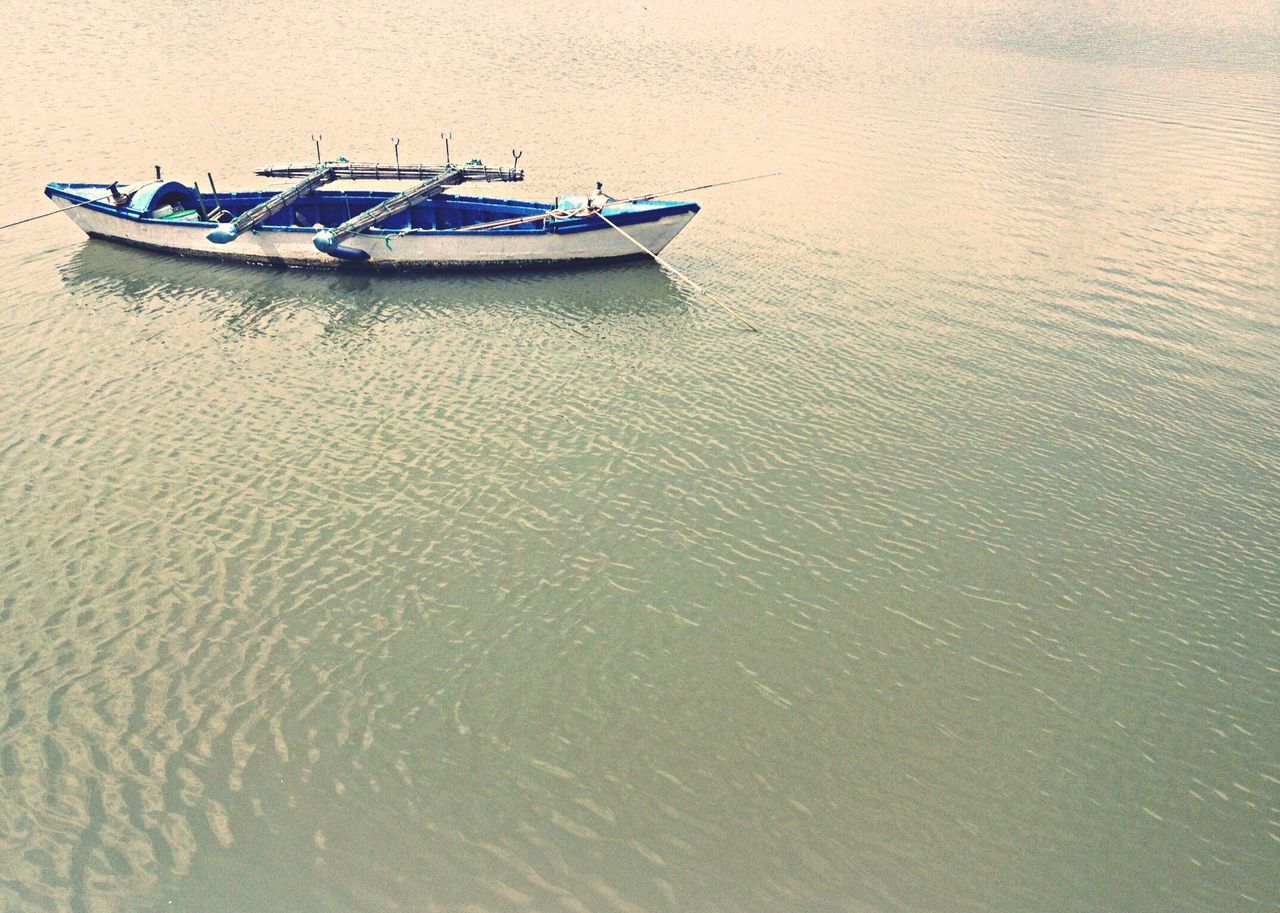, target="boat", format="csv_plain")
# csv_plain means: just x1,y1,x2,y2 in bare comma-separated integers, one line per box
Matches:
42,156,701,271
